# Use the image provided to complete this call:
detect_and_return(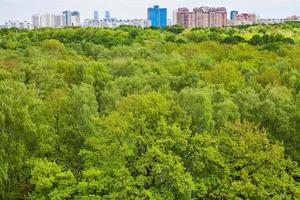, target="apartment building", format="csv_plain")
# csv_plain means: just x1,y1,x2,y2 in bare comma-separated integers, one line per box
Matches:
176,7,227,28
